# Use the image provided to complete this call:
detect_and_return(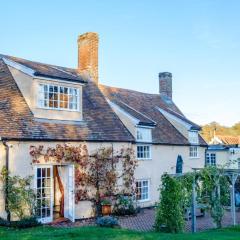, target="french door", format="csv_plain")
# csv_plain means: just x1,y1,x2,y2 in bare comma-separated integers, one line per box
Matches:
35,165,53,223
67,165,75,222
